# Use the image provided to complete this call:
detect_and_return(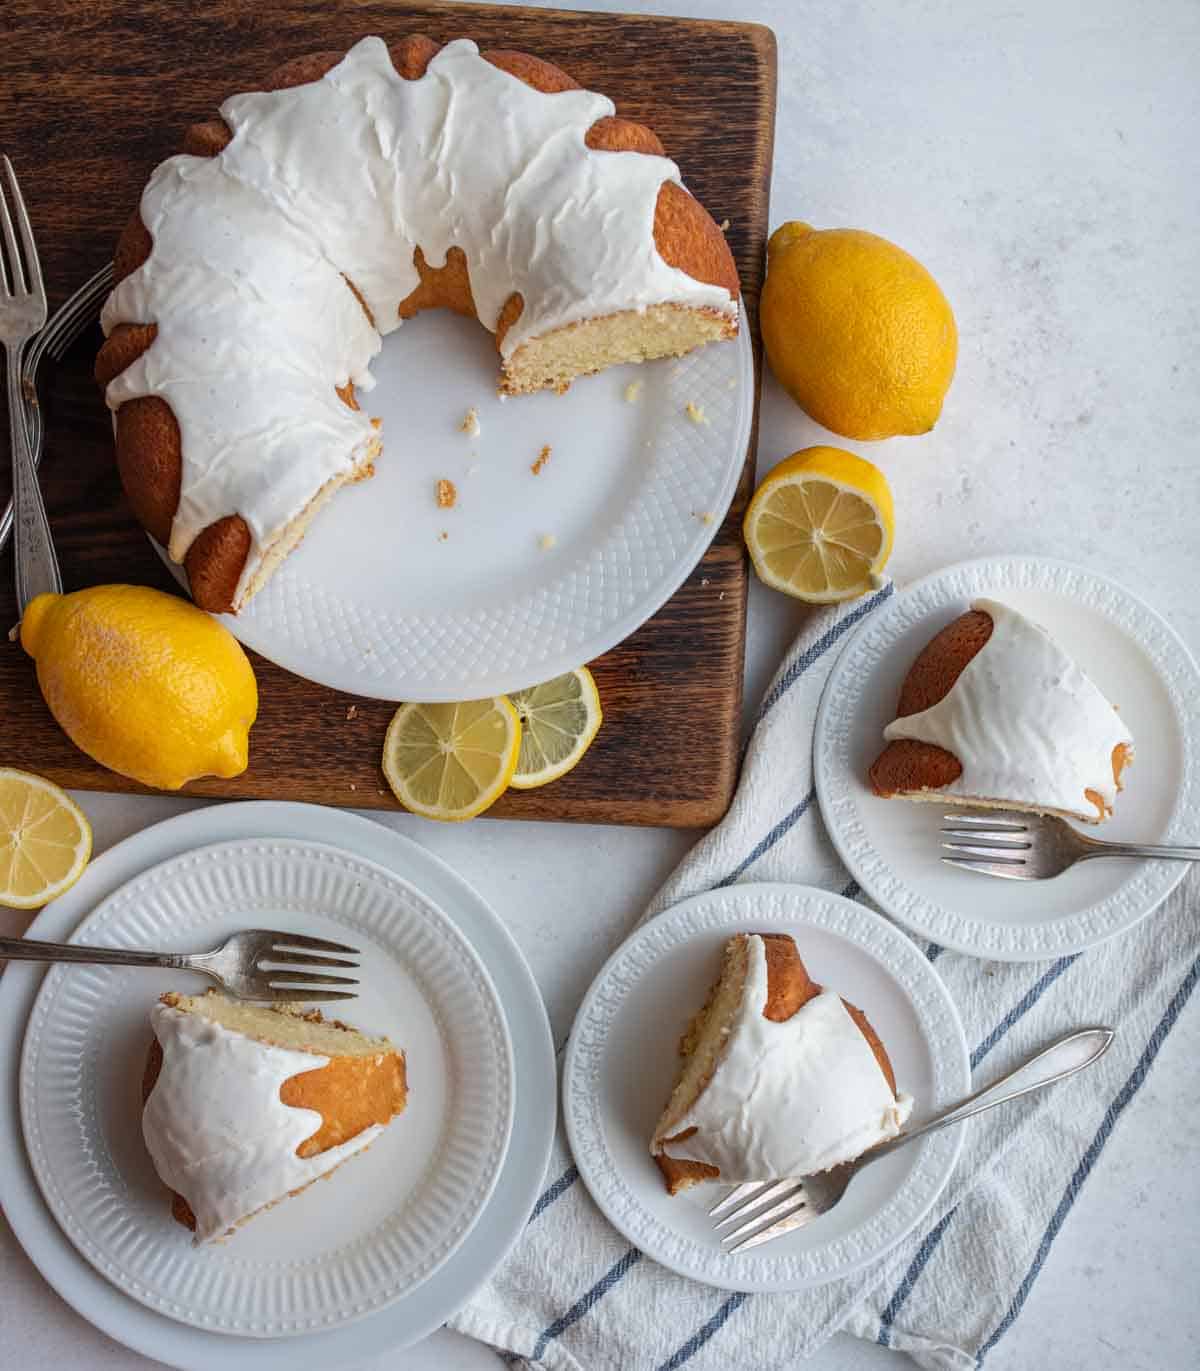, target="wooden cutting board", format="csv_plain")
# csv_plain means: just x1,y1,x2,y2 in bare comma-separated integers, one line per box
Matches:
0,0,776,827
